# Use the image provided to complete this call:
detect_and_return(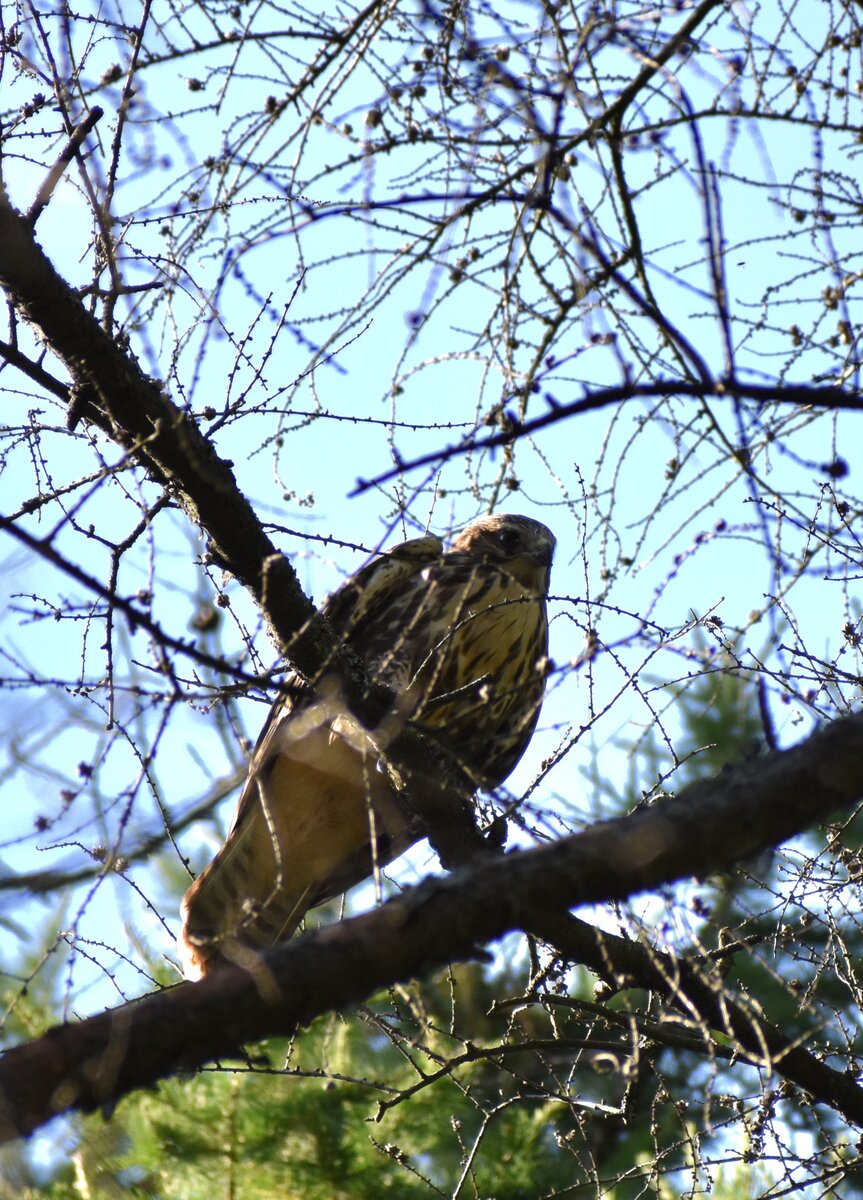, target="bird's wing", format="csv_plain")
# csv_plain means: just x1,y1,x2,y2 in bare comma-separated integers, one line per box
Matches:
178,533,443,978
323,531,443,633
224,531,444,840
